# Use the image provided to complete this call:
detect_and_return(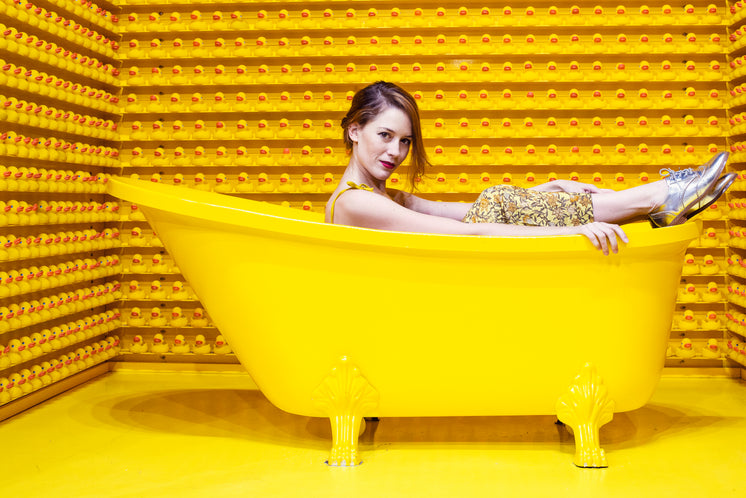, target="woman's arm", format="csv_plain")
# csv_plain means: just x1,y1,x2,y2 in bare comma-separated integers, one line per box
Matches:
338,189,627,255
530,180,613,194
388,189,473,221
